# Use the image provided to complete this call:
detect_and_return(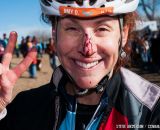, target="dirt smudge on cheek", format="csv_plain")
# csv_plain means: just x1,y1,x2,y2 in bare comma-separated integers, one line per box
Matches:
90,81,92,84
